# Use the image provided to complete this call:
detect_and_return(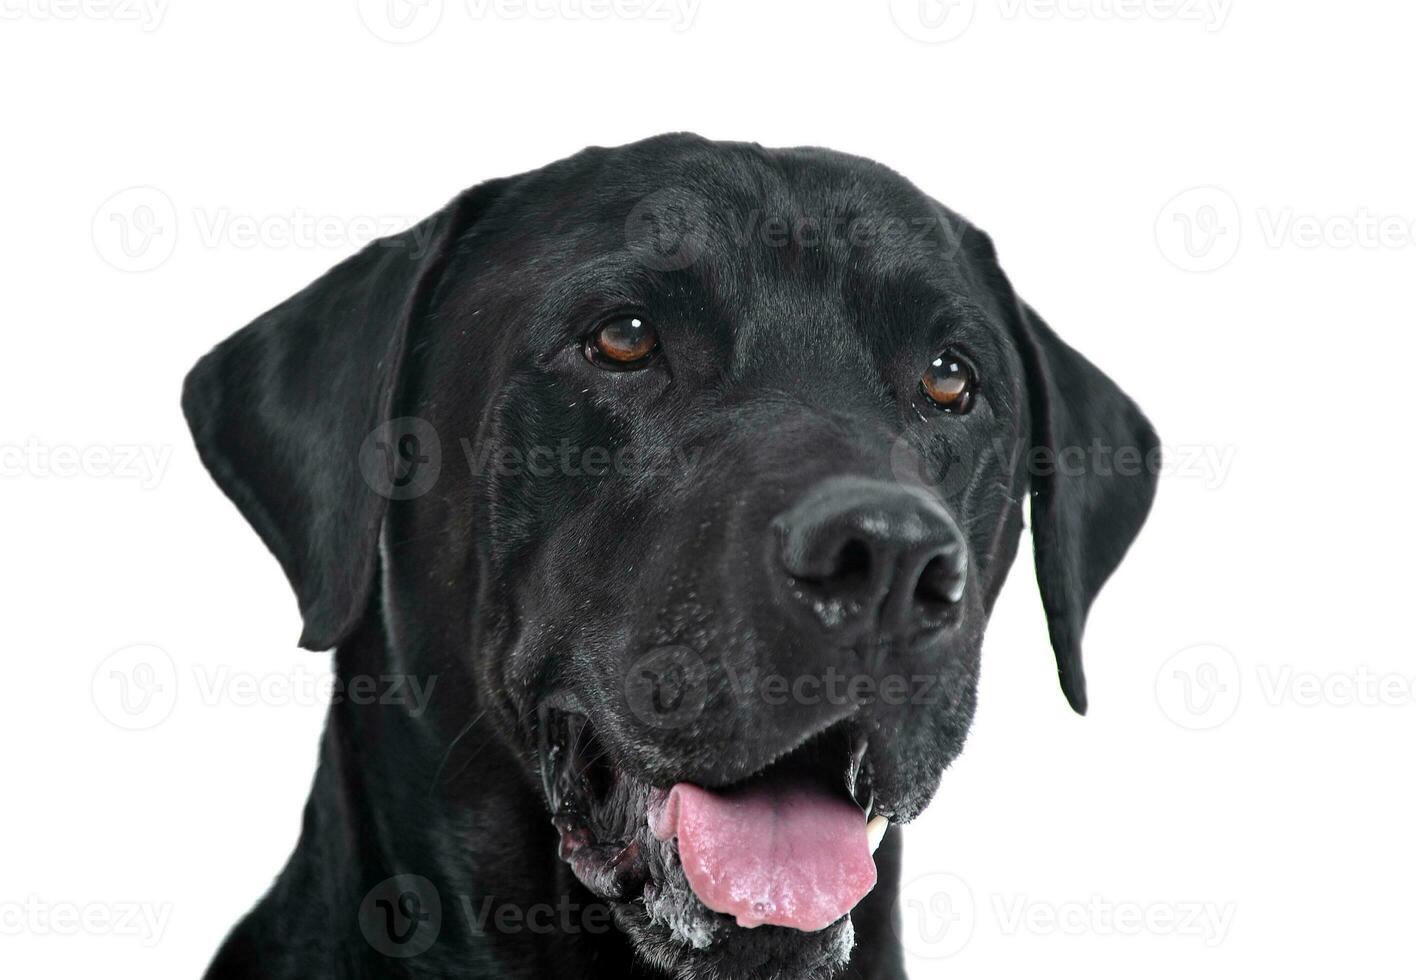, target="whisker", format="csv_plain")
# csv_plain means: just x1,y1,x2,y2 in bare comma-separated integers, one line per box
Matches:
427,709,487,796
